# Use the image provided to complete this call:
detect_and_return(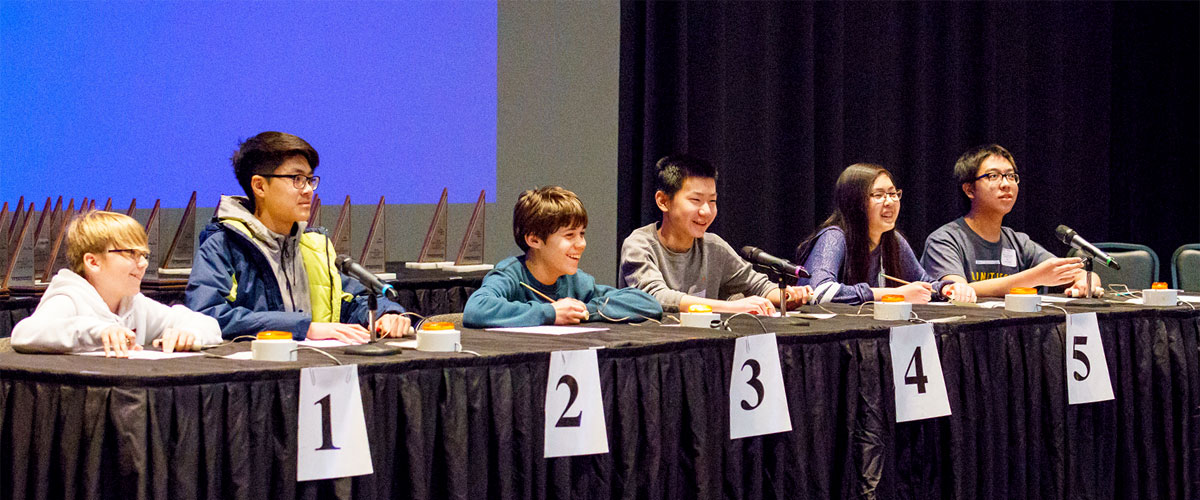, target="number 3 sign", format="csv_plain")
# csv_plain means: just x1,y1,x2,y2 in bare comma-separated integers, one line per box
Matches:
729,333,792,439
544,349,609,458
